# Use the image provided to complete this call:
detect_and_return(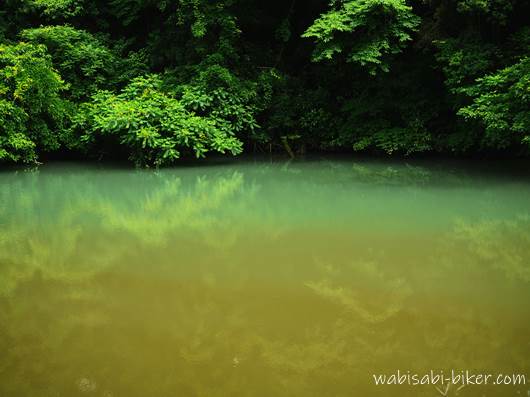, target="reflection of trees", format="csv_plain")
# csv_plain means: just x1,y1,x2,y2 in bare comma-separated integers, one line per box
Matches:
419,214,530,379
449,215,530,282
306,260,411,324
0,256,413,397
1,245,528,397
349,163,433,186
96,171,247,244
0,168,252,294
